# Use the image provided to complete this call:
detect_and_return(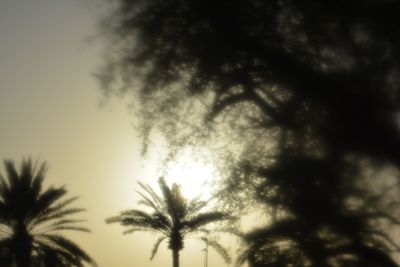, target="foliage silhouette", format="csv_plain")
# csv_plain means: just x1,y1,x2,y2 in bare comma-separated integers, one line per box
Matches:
0,159,94,267
98,1,400,266
106,177,231,267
